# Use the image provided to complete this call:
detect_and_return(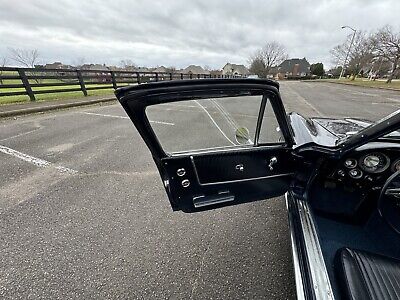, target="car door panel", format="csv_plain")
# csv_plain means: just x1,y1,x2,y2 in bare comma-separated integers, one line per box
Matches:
161,148,293,212
192,147,292,184
116,79,296,212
